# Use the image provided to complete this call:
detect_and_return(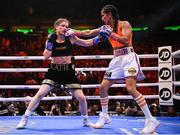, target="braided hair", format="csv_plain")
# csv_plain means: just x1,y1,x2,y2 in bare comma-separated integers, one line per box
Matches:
101,4,119,32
